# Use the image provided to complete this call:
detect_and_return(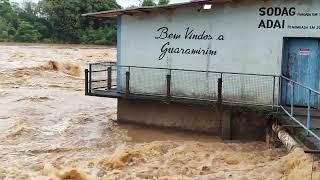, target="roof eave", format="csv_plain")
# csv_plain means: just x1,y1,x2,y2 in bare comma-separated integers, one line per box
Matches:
82,0,220,19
